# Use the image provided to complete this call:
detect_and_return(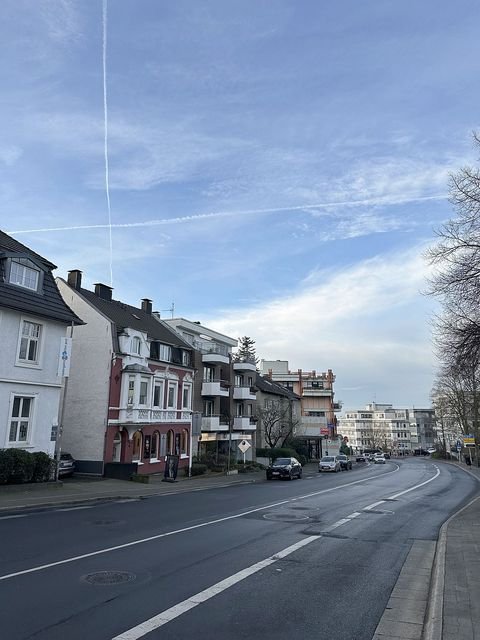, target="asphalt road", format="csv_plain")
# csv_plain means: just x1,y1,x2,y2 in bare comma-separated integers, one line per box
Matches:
0,459,477,640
